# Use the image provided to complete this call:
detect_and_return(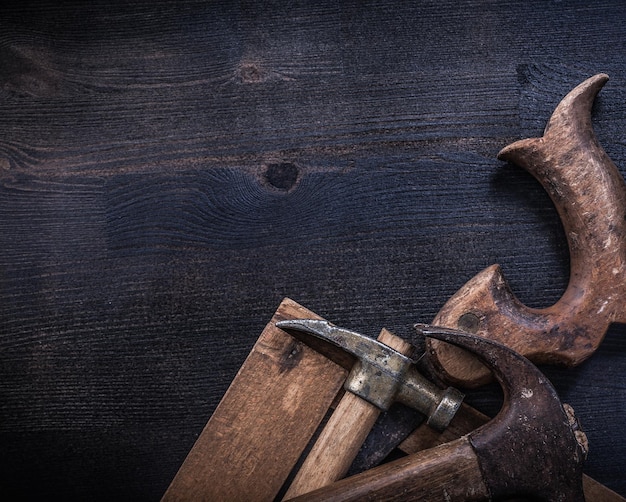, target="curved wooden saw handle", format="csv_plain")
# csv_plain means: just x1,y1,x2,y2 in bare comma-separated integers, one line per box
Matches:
427,74,626,387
